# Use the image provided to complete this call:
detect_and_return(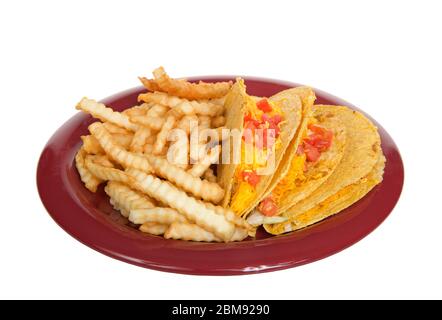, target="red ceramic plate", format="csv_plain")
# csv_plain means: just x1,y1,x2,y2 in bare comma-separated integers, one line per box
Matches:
37,77,404,275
